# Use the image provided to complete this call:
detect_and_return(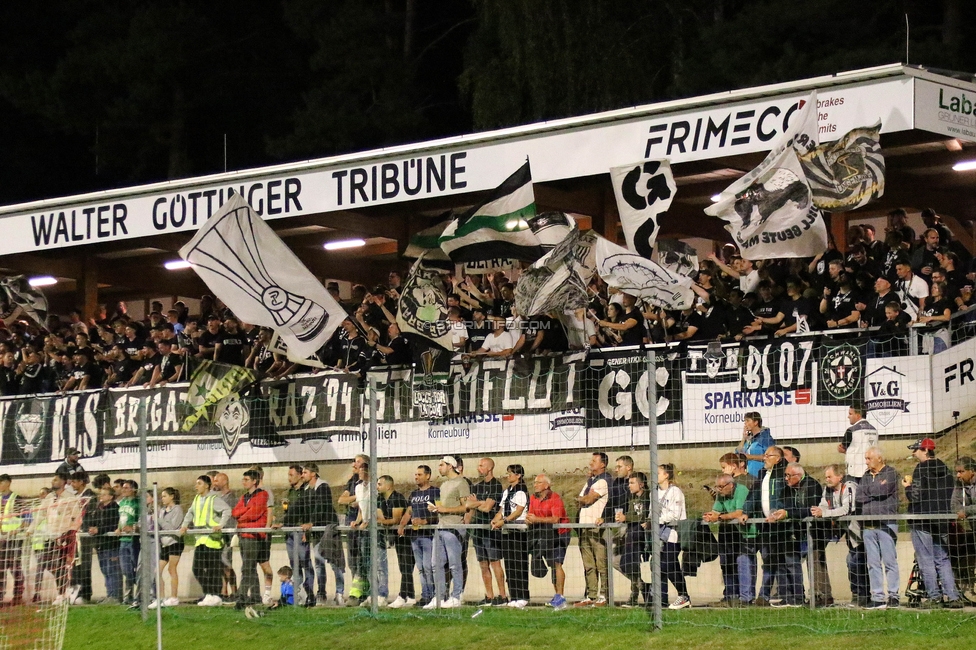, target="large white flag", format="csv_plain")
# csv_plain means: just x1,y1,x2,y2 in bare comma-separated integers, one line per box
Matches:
593,235,694,310
610,159,676,258
705,91,827,260
514,226,588,318
179,194,346,359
